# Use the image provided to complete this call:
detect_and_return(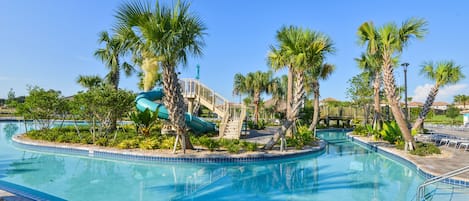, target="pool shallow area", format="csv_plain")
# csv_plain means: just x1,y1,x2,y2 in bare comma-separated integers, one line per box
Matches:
0,121,424,201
